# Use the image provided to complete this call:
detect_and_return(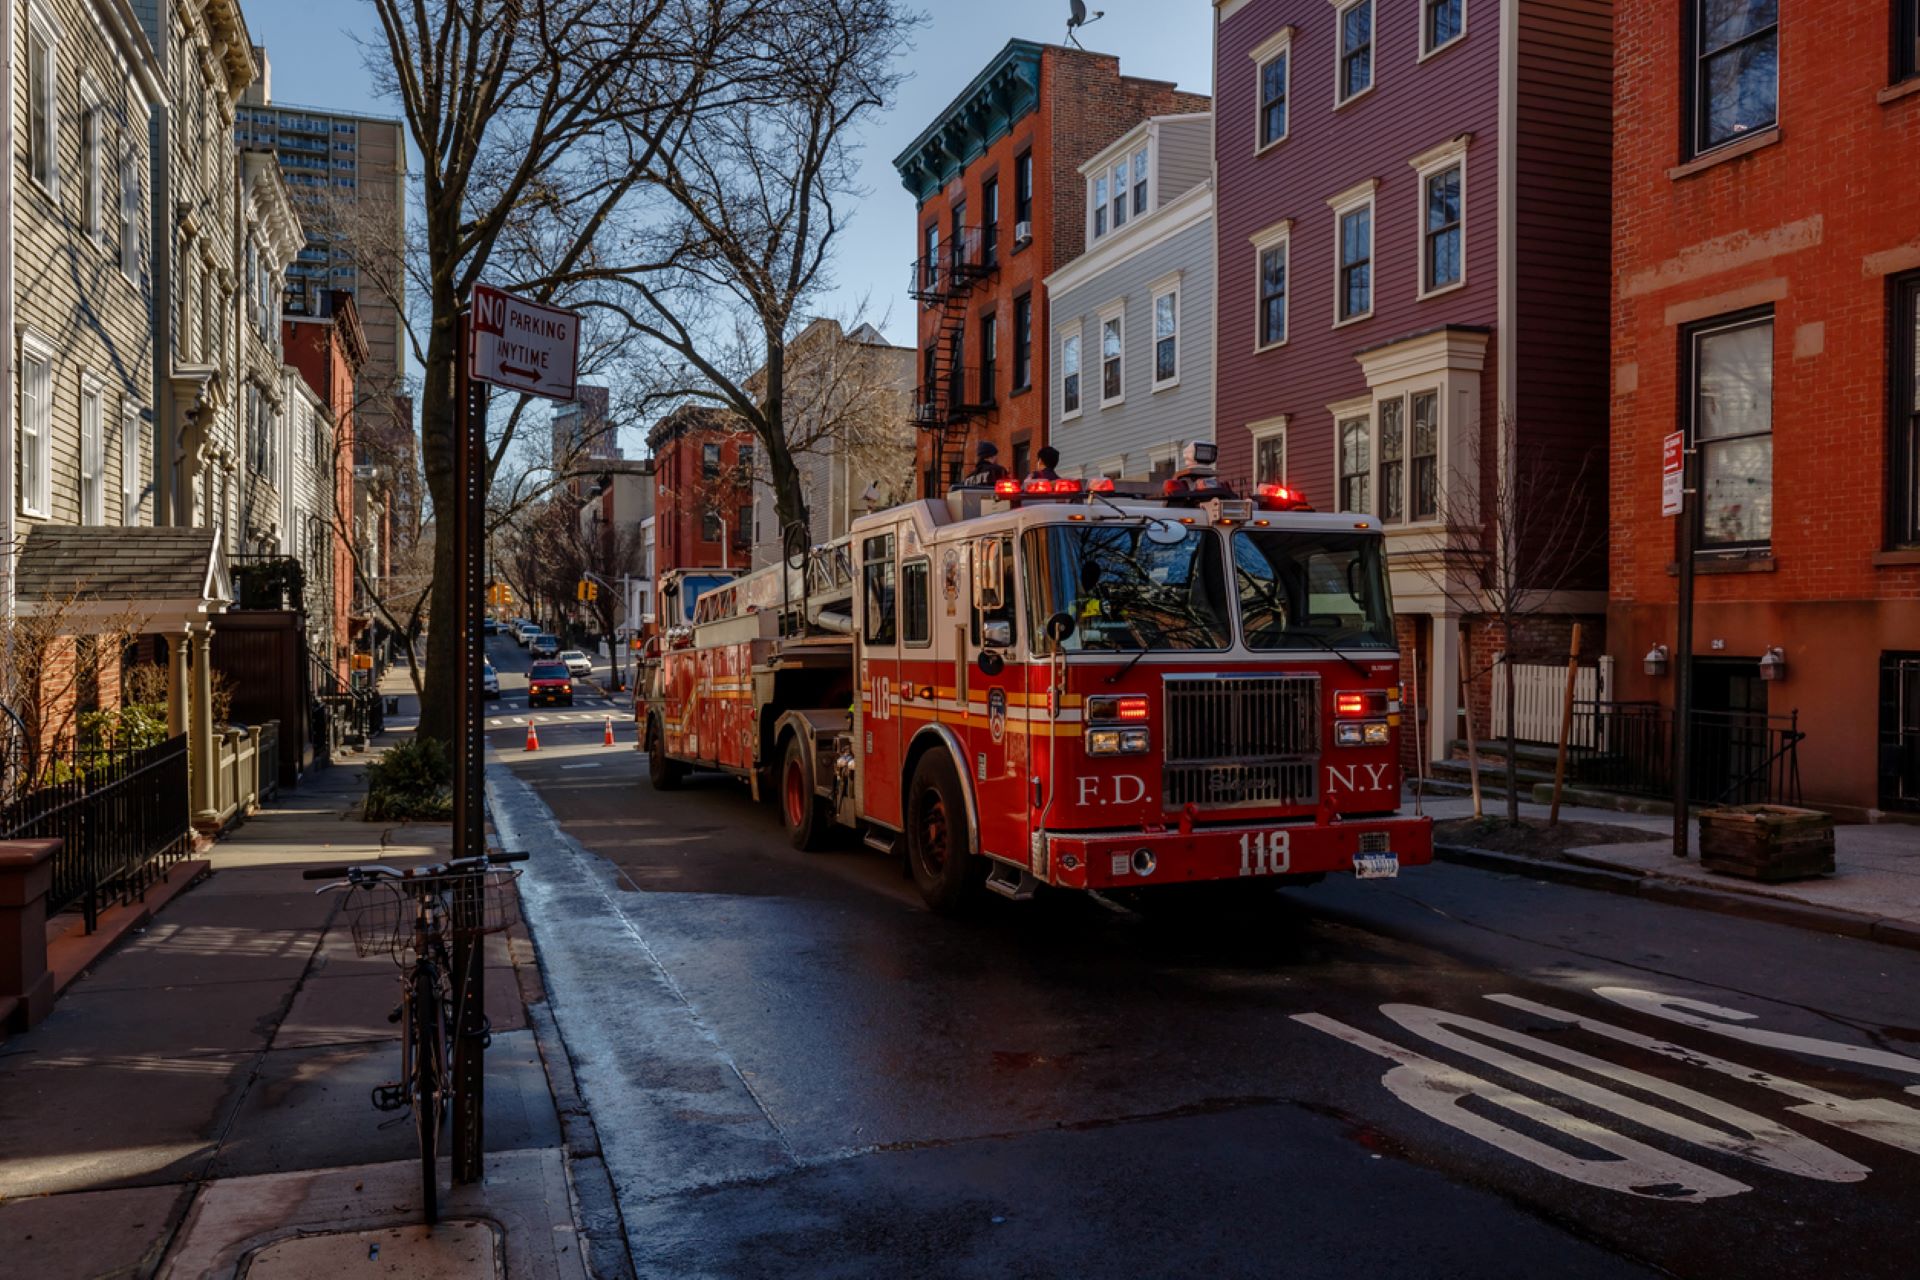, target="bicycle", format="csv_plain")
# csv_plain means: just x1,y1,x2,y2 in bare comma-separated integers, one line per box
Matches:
304,851,527,1223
